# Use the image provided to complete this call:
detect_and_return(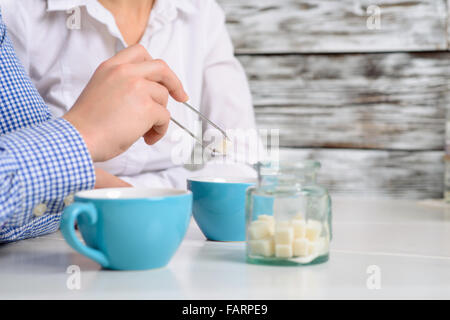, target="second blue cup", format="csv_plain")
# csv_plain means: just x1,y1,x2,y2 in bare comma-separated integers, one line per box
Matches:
188,177,256,241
